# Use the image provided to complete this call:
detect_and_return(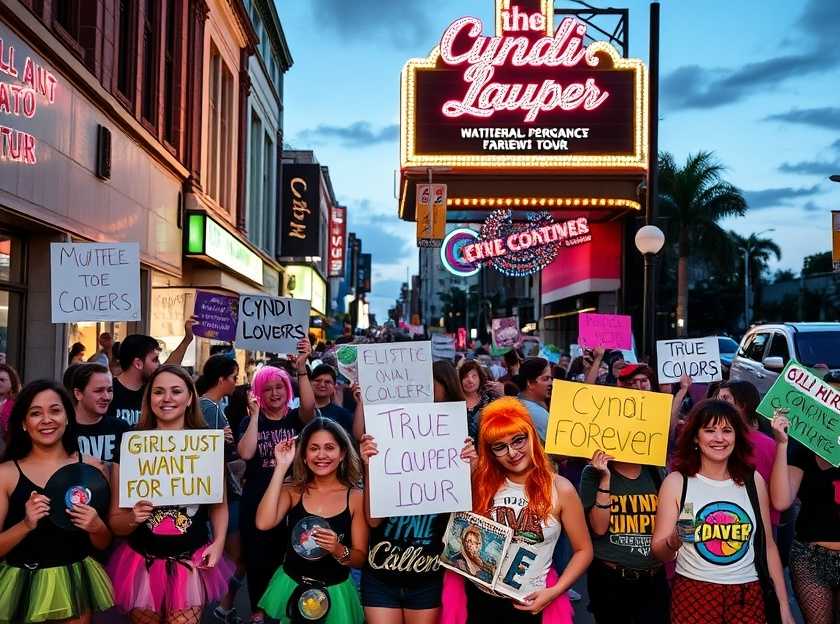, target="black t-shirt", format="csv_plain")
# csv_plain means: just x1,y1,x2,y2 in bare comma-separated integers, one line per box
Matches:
76,415,131,462
238,410,302,500
364,514,447,586
790,442,840,543
316,402,354,438
108,378,145,426
129,504,210,559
